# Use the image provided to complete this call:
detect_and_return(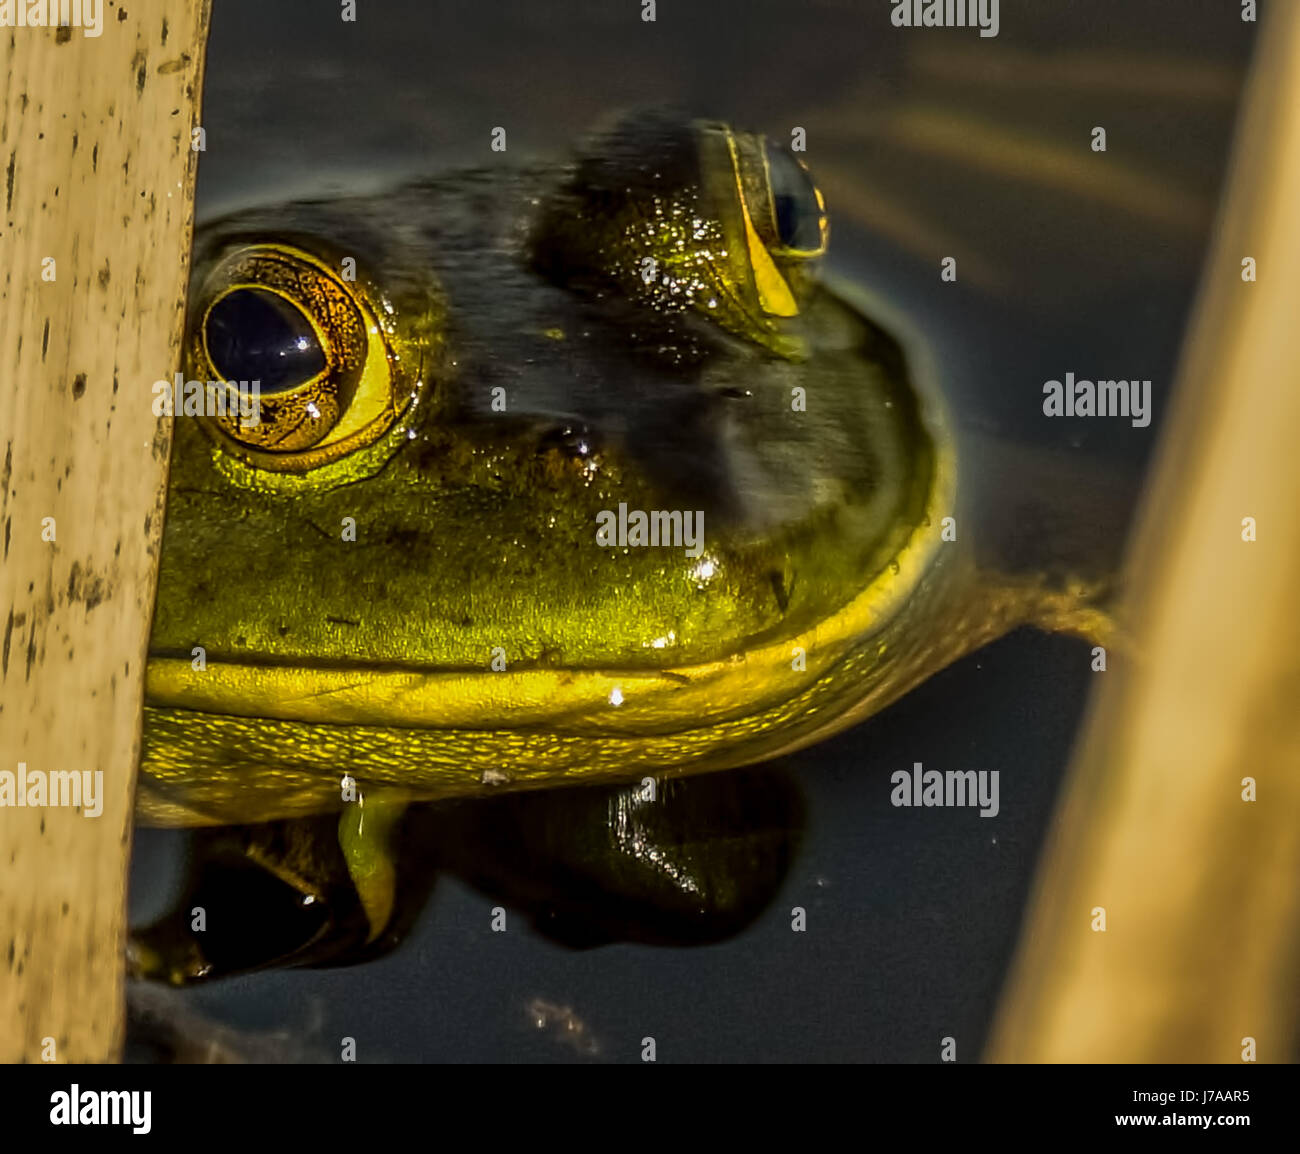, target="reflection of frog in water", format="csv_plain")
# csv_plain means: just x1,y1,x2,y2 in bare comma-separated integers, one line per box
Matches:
131,113,1111,982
